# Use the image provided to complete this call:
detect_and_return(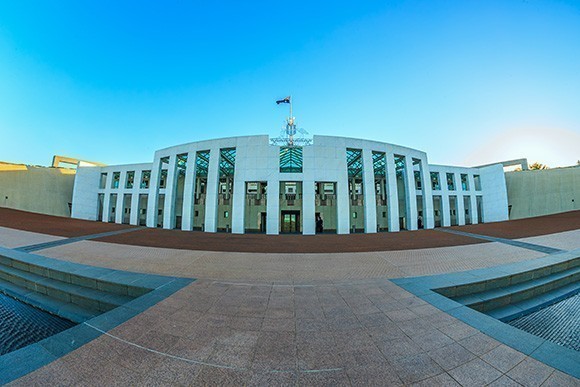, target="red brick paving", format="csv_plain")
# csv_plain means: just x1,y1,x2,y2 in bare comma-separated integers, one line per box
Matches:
1,207,578,253
451,210,580,239
0,208,133,237
95,227,484,253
